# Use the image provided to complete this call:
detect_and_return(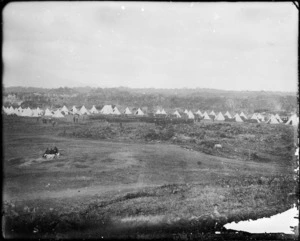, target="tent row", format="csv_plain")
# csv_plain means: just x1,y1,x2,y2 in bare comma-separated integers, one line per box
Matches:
2,105,299,126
